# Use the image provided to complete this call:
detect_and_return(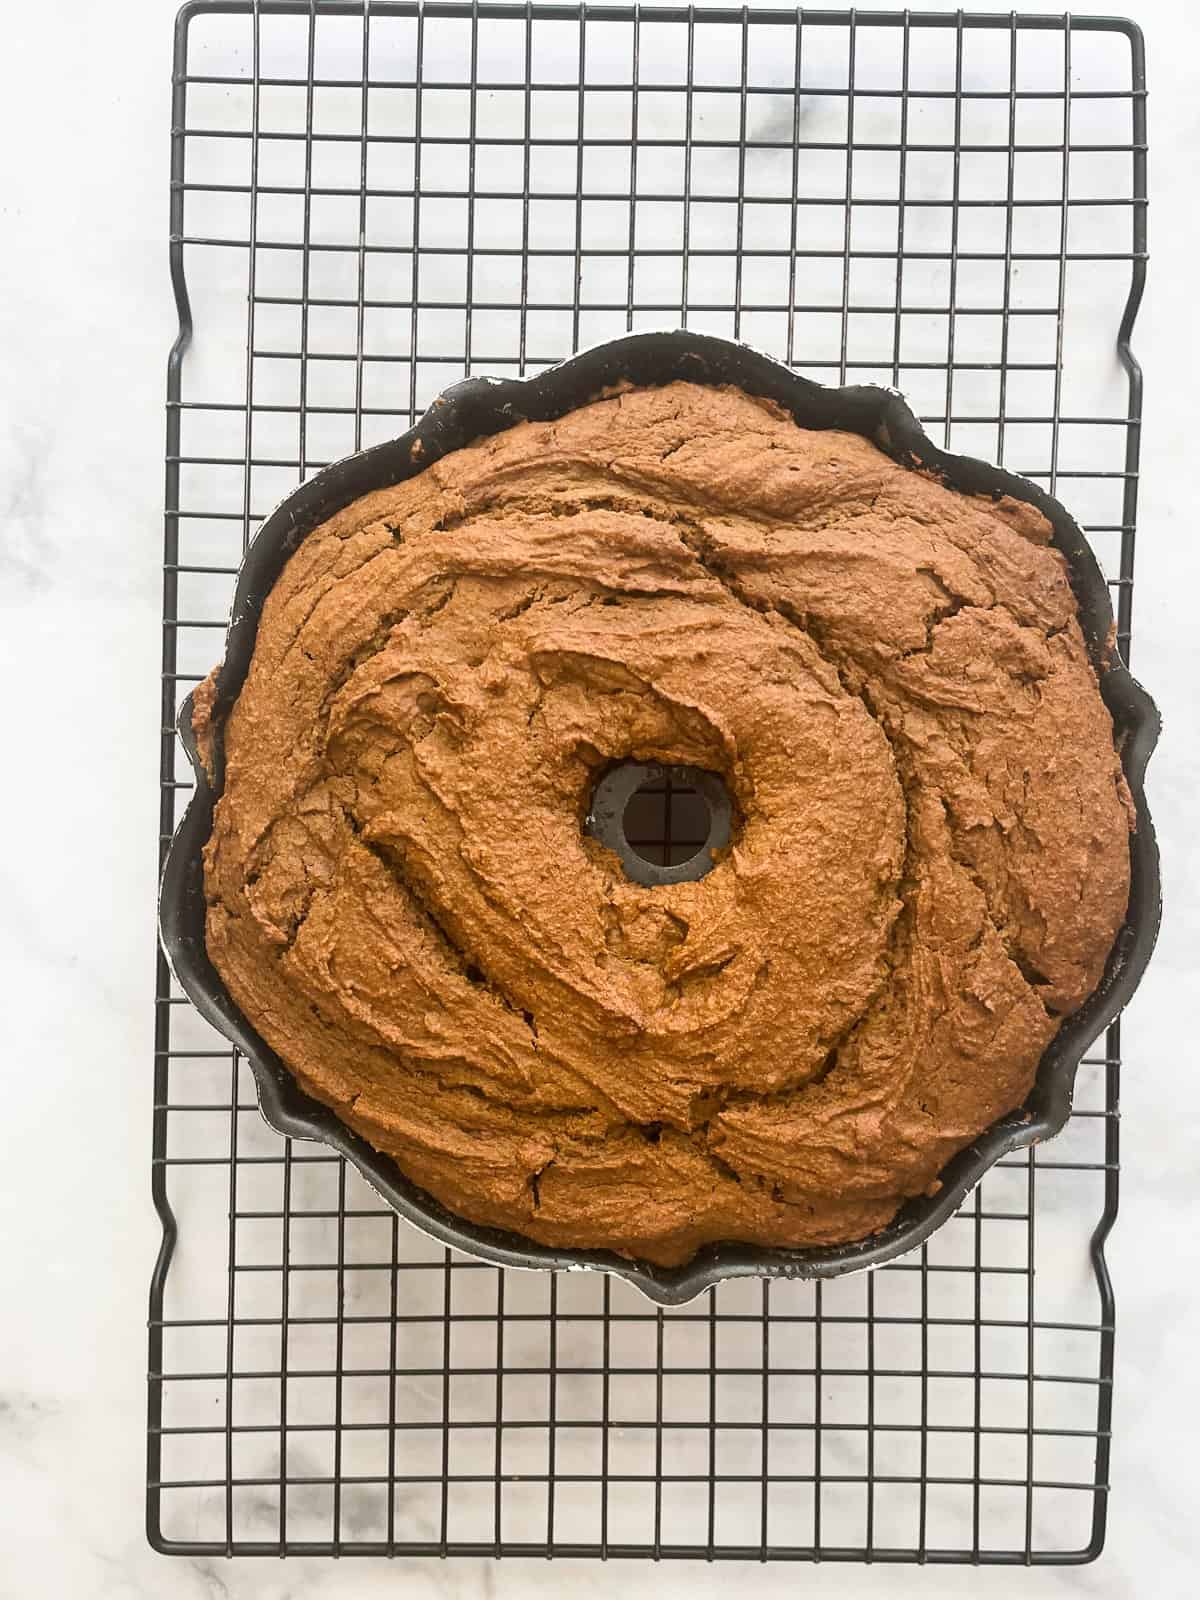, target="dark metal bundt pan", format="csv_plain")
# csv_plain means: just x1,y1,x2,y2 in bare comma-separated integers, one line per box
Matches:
159,330,1160,1307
